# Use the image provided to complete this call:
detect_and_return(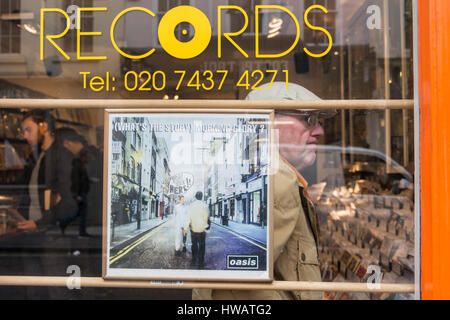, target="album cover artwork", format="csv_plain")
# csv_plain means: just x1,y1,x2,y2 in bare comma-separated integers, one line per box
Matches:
103,110,273,281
